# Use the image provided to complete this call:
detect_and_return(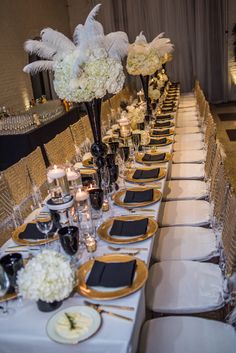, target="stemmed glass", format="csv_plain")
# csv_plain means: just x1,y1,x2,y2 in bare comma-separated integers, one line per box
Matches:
58,226,79,267
118,145,130,187
35,212,53,245
0,265,15,317
88,188,104,220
